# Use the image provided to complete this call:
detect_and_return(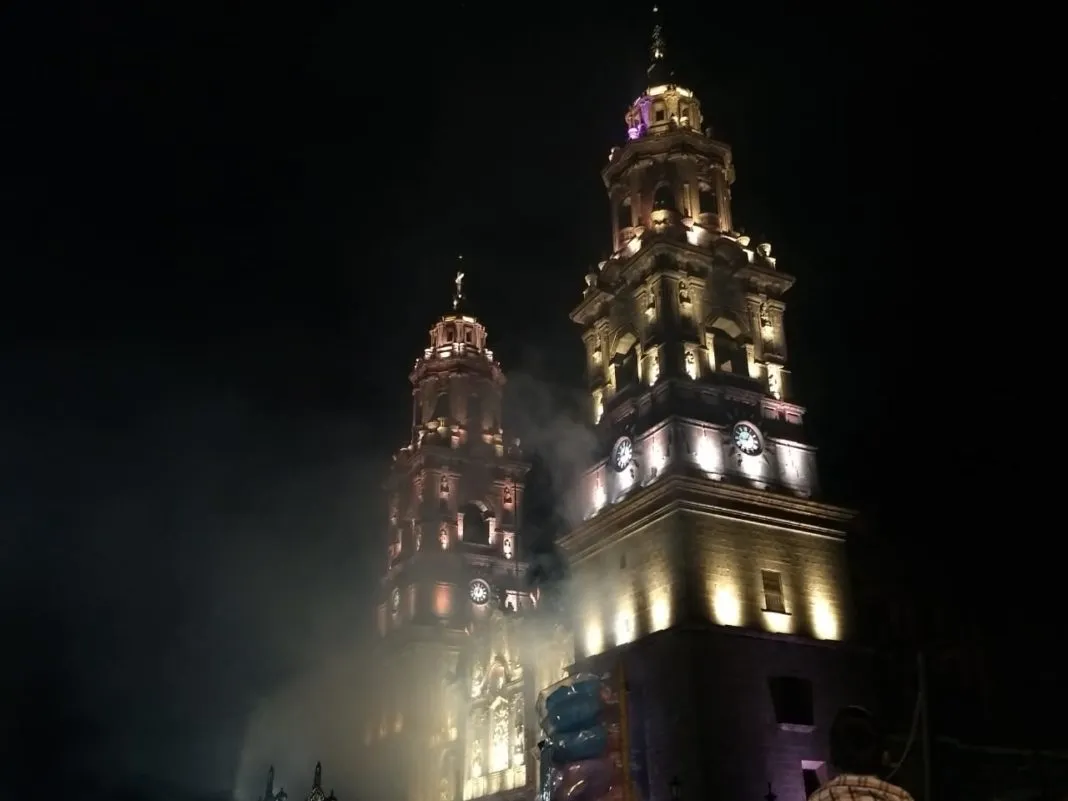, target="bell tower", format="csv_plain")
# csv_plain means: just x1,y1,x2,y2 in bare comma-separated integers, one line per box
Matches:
367,269,562,801
559,9,871,800
577,6,809,504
